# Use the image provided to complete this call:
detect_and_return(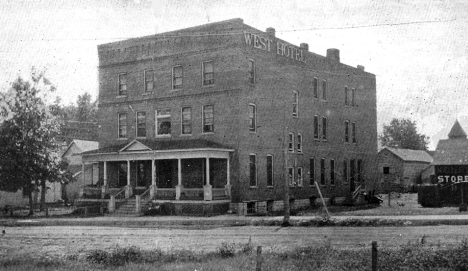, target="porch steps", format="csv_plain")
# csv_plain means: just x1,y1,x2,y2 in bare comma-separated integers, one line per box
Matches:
110,198,151,217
